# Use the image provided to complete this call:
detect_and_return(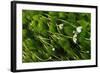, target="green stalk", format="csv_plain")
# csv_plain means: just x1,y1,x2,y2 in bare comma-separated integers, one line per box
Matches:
57,19,77,28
